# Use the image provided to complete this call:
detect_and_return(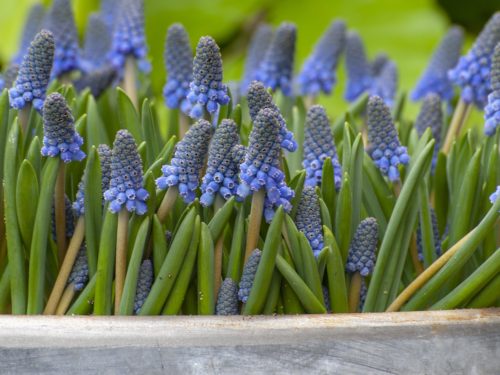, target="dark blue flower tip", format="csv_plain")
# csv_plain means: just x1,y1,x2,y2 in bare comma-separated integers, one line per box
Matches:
411,26,464,102
238,249,262,303
415,94,443,171
295,187,324,257
240,24,273,95
416,208,442,262
370,59,398,107
489,186,500,207
104,130,149,215
68,246,89,292
303,105,342,189
216,278,239,315
254,22,296,97
185,36,229,119
45,0,81,77
200,119,244,206
73,144,112,217
298,19,346,96
449,12,500,108
9,30,54,112
2,64,20,91
323,286,331,313
344,31,372,102
156,120,212,203
81,13,112,73
247,80,297,152
346,217,378,276
13,3,45,65
237,107,294,222
163,23,193,111
73,65,117,98
367,95,410,181
51,194,75,241
370,53,389,77
134,259,154,315
41,93,86,163
484,43,500,136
